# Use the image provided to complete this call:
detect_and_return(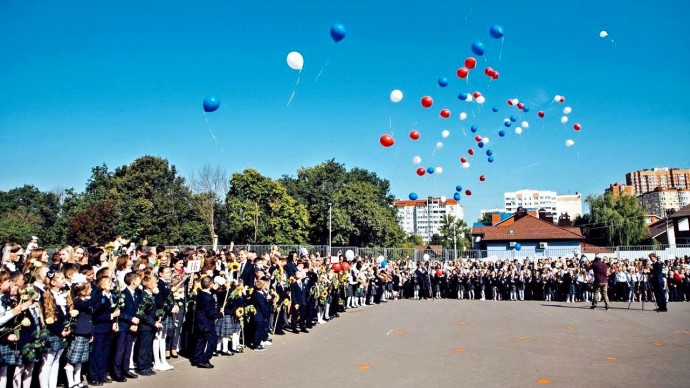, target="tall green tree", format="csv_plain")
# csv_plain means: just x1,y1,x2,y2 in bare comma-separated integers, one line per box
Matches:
438,215,472,251
0,185,61,244
585,192,647,246
220,169,309,244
